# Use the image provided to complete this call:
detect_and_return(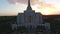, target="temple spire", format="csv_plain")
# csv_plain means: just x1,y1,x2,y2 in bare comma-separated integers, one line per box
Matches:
28,0,30,7
27,0,32,11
